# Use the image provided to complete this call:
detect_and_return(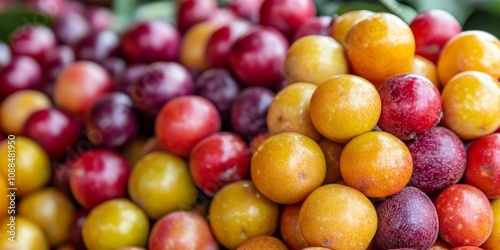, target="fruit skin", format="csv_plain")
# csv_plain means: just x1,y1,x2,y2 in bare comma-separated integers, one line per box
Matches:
176,0,218,33
0,216,50,250
128,152,197,219
206,20,251,69
82,199,150,250
190,132,250,196
437,31,500,86
299,184,378,250
132,62,194,117
209,180,280,249
331,10,374,46
149,211,218,250
0,56,42,100
180,21,221,72
481,198,500,250
259,0,316,39
70,149,131,209
229,27,288,87
251,132,326,204
345,13,415,86
409,9,462,64
309,74,381,143
229,0,264,23
52,13,91,47
375,187,439,250
435,184,494,247
267,82,321,141
0,177,8,219
40,45,75,89
318,138,344,184
284,35,348,85
292,16,333,42
10,25,56,62
74,30,119,62
409,54,440,90
280,203,309,250
408,126,466,194
0,136,51,196
465,133,500,199
230,86,275,140
441,71,500,140
121,20,181,64
340,131,413,198
0,41,10,67
18,187,75,246
378,74,442,140
237,236,288,250
155,95,221,157
54,61,113,118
